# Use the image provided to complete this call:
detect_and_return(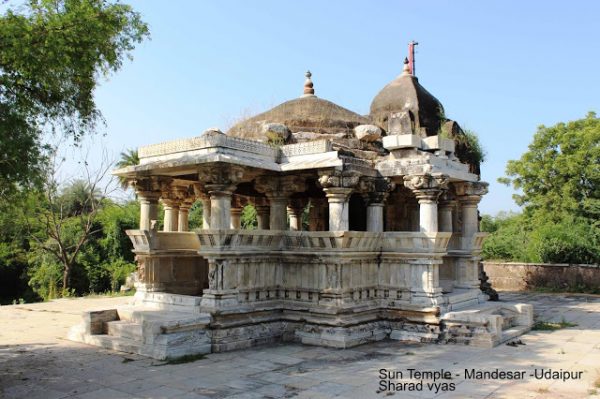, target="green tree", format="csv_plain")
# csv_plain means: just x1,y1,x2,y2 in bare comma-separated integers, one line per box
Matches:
488,112,600,265
0,0,149,197
499,112,600,223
